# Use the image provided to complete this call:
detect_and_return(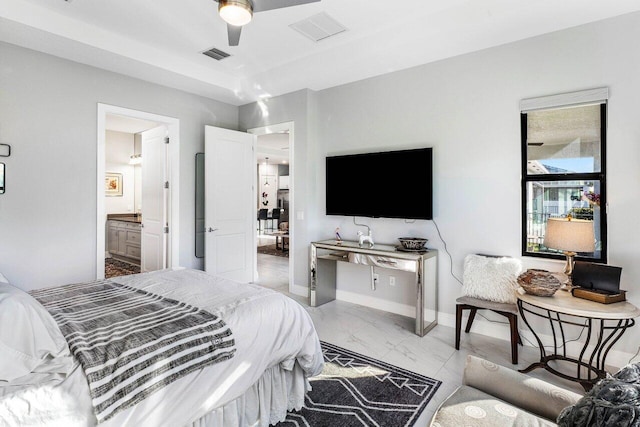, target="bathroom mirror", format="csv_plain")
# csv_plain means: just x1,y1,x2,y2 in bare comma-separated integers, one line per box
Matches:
0,163,5,194
195,153,205,258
